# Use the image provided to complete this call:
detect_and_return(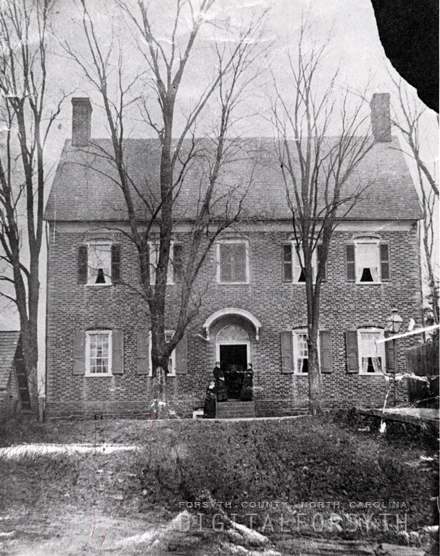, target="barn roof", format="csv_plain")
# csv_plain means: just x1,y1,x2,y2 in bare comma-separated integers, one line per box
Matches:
0,331,20,390
44,137,423,223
